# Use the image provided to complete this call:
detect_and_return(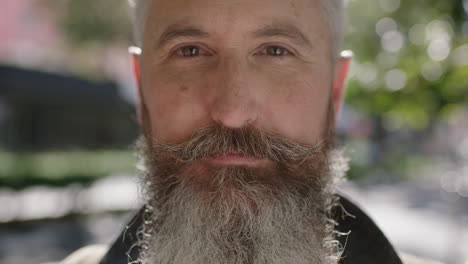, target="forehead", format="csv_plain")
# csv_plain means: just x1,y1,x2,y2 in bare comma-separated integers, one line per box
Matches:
143,0,329,44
